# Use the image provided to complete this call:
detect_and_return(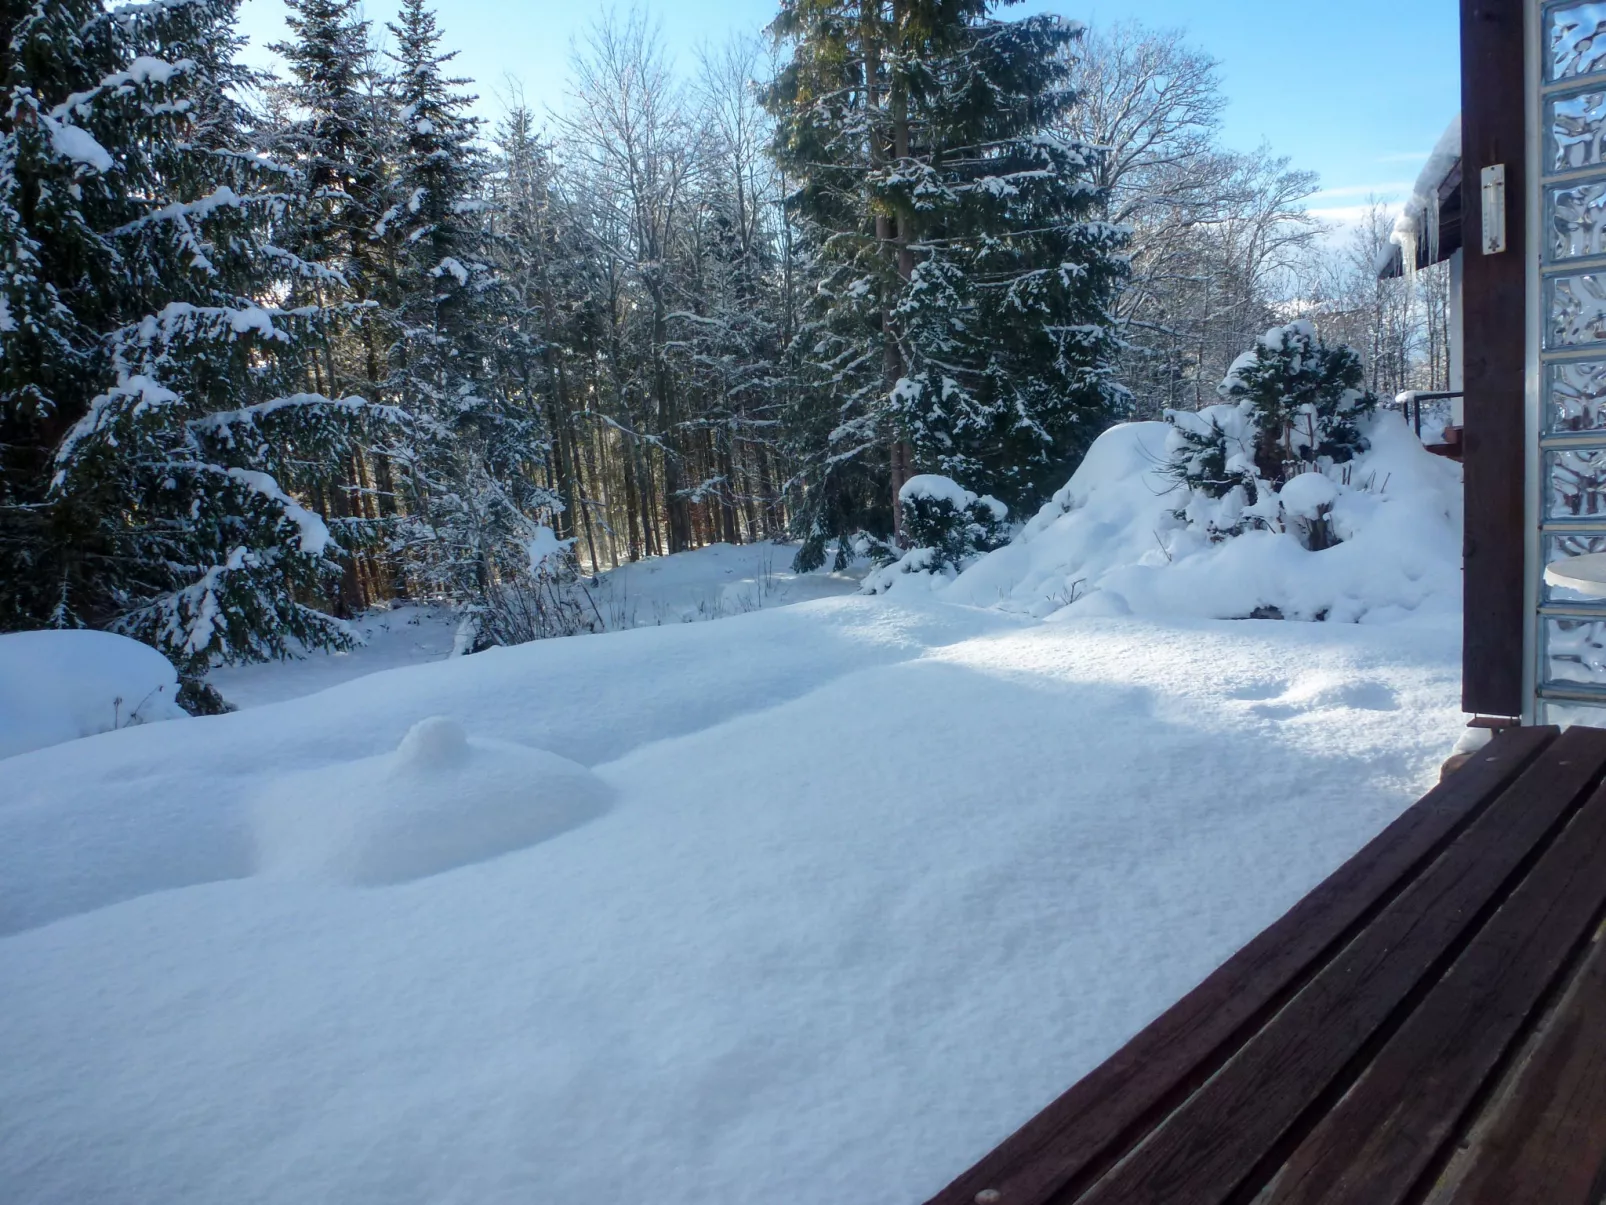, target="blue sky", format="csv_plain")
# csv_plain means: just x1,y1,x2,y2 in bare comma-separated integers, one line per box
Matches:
235,0,1459,224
